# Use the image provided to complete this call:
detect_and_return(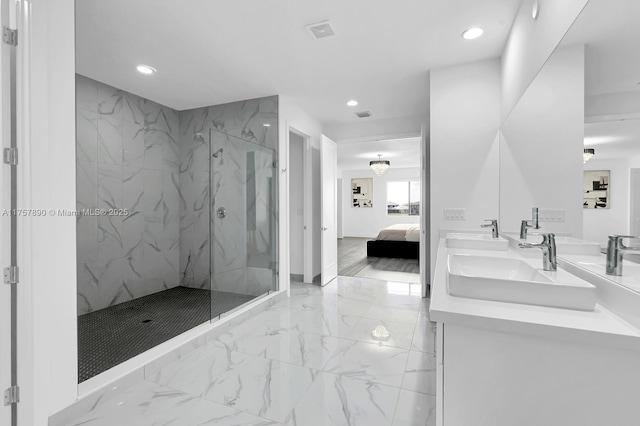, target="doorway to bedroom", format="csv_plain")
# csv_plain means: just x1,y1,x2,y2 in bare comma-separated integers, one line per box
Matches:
336,137,422,286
